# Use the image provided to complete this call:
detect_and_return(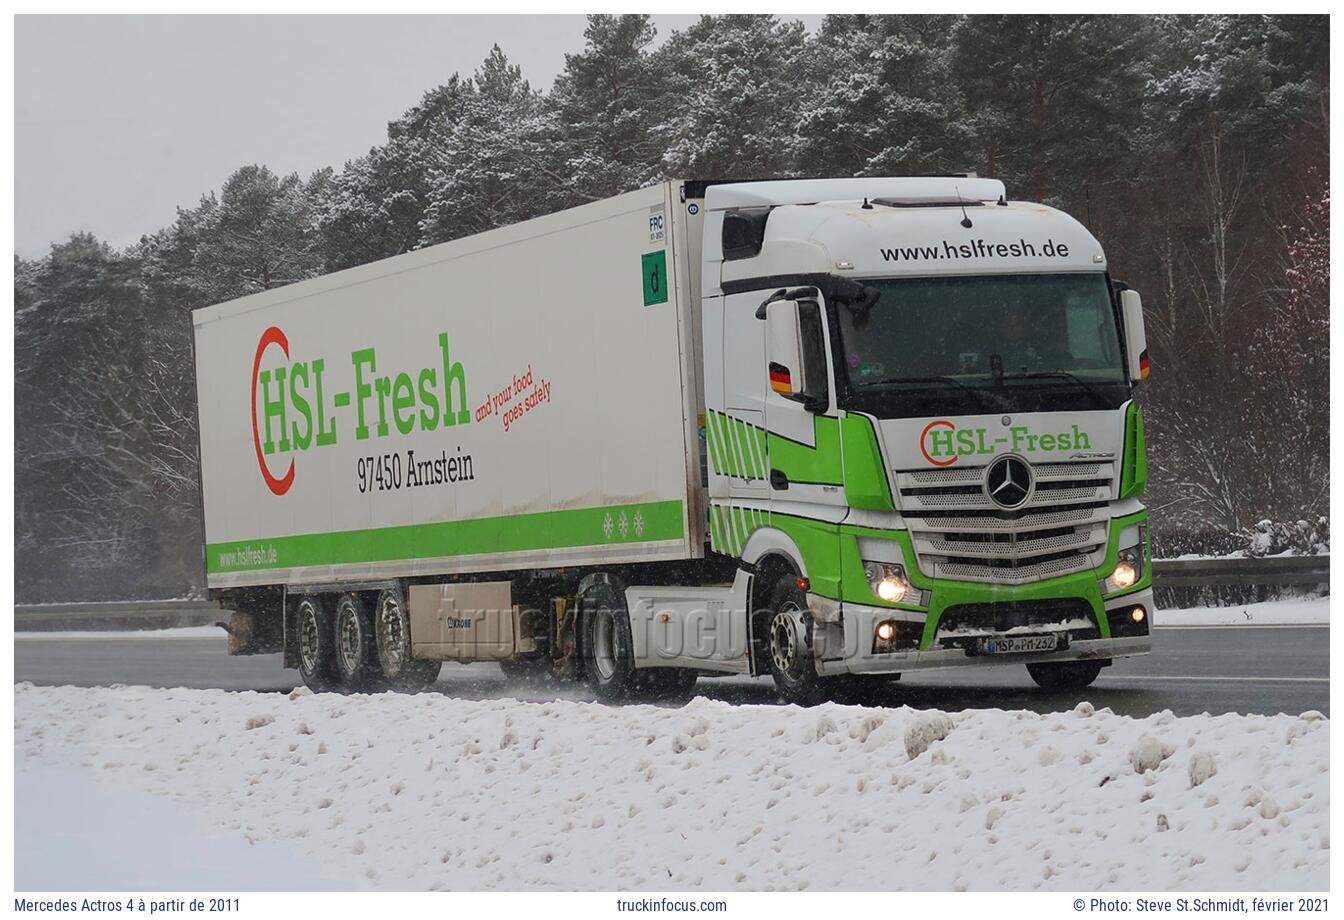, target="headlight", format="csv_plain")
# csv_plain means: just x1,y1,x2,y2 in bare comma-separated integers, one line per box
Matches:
1102,526,1147,595
862,561,926,606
